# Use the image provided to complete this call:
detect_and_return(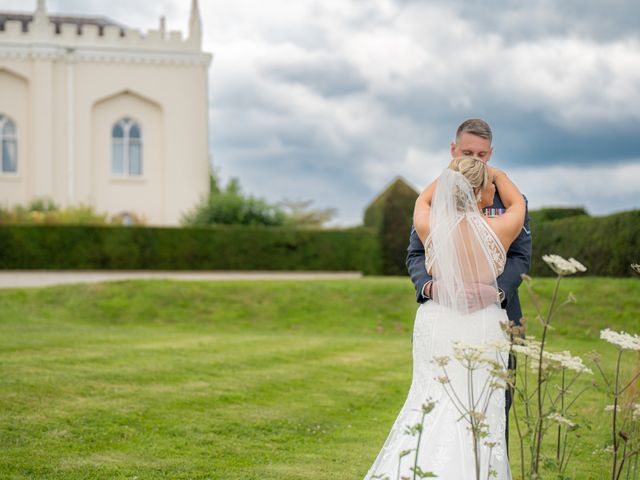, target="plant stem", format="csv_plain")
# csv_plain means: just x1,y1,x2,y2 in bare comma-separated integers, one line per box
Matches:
511,389,526,480
557,368,566,463
533,274,562,473
612,349,624,480
412,410,427,480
